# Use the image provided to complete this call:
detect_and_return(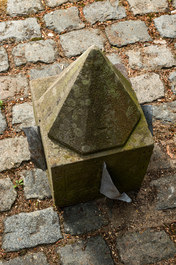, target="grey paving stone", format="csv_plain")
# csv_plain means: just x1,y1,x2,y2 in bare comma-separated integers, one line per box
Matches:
0,252,49,265
169,71,176,95
12,102,35,131
0,74,29,101
151,175,176,210
130,73,165,104
154,14,176,38
63,201,108,235
44,7,85,34
117,229,176,265
29,61,69,80
2,207,62,252
57,236,114,265
7,0,44,17
83,0,126,24
0,177,17,212
0,136,30,172
0,110,7,134
126,45,176,70
0,47,9,72
173,0,176,8
147,144,173,172
45,0,79,7
153,101,176,123
12,39,58,66
0,18,41,42
105,20,152,47
106,52,122,64
60,29,106,57
20,168,51,199
127,0,168,15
